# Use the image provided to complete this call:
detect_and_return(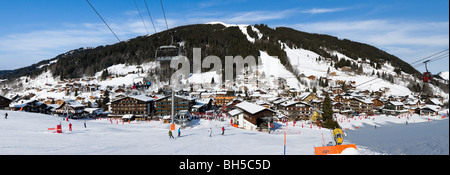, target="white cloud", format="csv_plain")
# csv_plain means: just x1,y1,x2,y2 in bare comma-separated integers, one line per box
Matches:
301,8,348,14
293,20,449,47
226,9,296,23
291,19,449,70
0,19,153,69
